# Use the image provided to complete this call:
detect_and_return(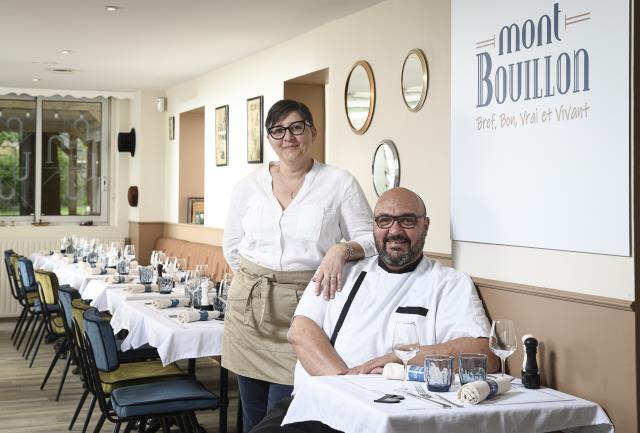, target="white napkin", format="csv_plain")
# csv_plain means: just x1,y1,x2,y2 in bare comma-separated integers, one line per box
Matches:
62,256,73,264
86,267,103,275
127,284,159,294
152,298,189,309
107,275,136,284
382,363,405,380
456,376,512,405
177,310,220,323
77,261,89,269
51,253,61,260
129,260,139,271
